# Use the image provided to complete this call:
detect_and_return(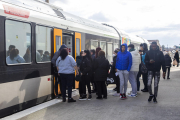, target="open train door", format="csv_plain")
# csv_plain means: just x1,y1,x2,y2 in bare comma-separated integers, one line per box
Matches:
53,28,62,95
75,32,81,89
